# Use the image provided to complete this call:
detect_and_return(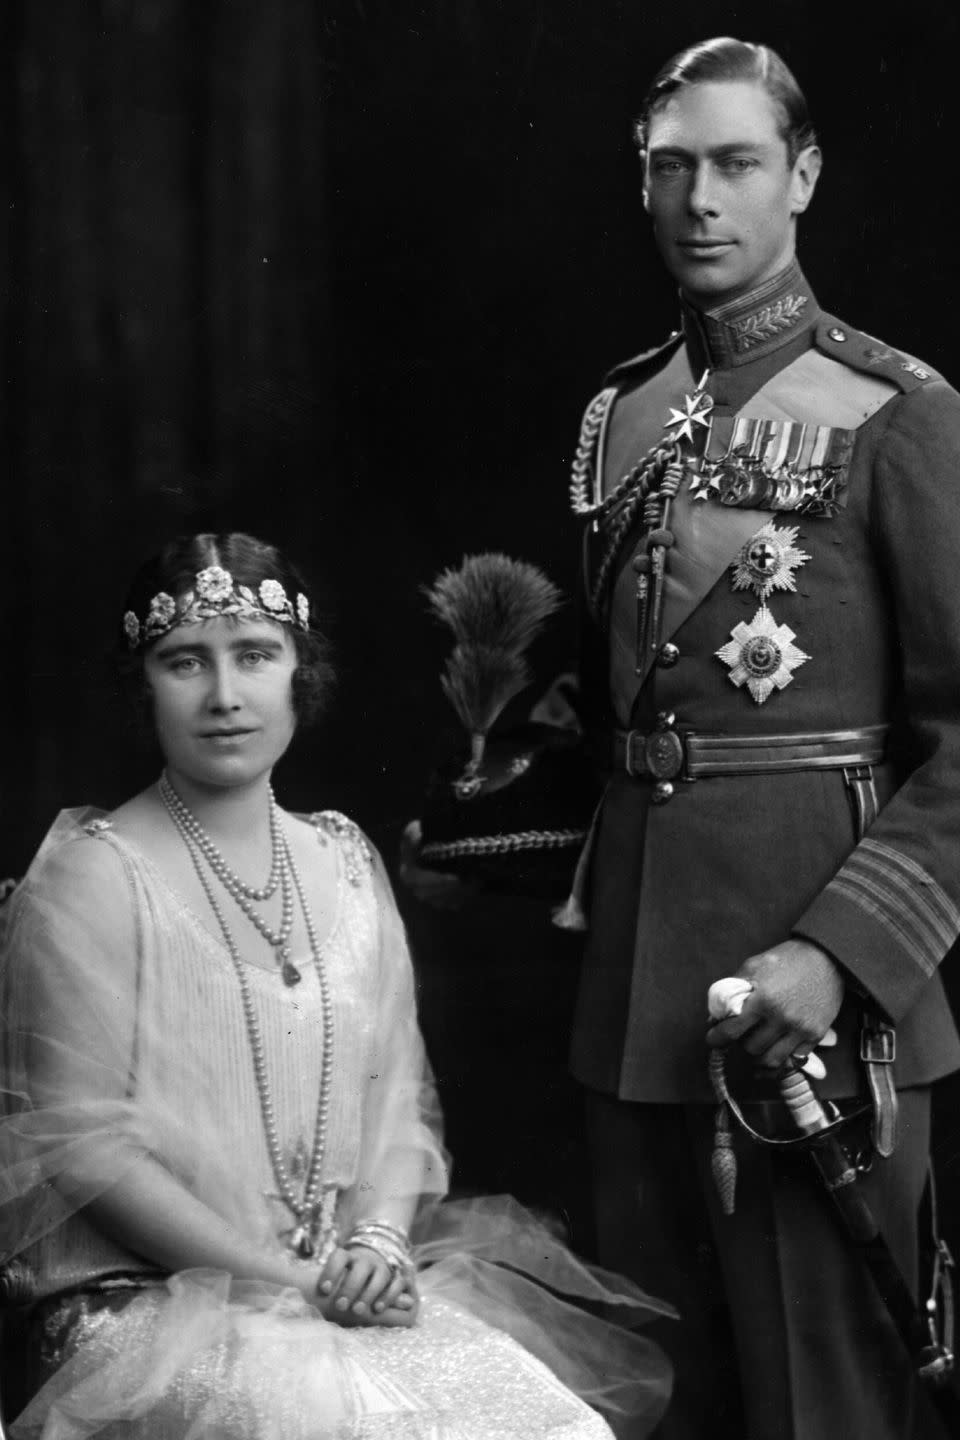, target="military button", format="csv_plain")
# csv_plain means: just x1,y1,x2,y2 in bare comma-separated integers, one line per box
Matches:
655,711,676,730
828,327,847,343
652,781,674,804
657,642,680,668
